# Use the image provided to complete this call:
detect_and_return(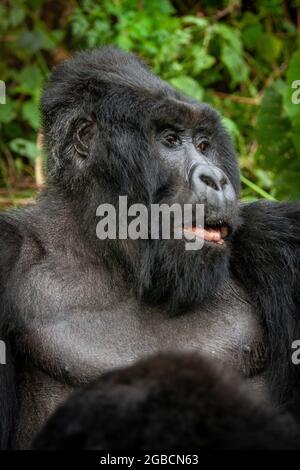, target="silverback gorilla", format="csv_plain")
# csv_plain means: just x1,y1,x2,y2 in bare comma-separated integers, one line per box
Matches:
0,47,300,449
